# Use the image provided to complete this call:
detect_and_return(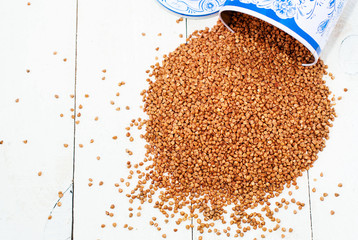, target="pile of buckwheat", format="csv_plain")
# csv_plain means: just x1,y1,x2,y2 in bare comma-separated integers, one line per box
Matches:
127,13,336,237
